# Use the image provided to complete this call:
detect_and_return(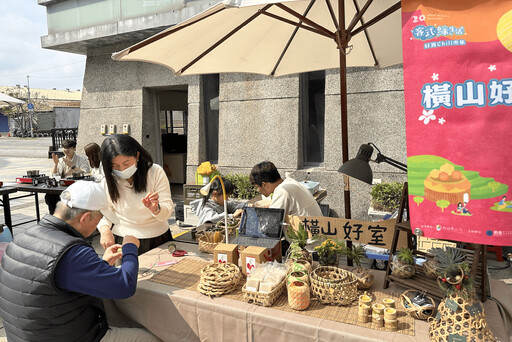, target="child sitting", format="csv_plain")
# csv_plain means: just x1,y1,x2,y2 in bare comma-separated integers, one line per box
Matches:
191,177,244,225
